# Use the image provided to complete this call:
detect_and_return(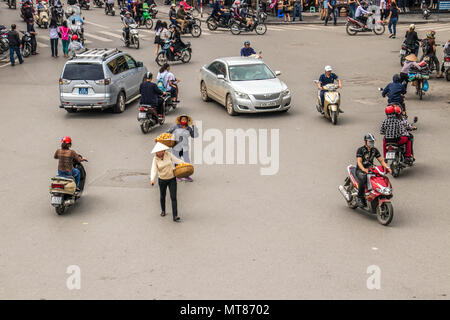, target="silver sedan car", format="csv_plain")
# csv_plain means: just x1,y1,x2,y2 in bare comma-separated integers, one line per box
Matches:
200,57,292,116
